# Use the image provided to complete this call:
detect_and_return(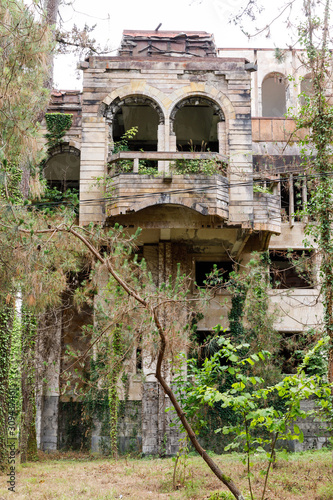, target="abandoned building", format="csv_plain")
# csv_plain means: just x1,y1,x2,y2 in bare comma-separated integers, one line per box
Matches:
37,30,326,455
